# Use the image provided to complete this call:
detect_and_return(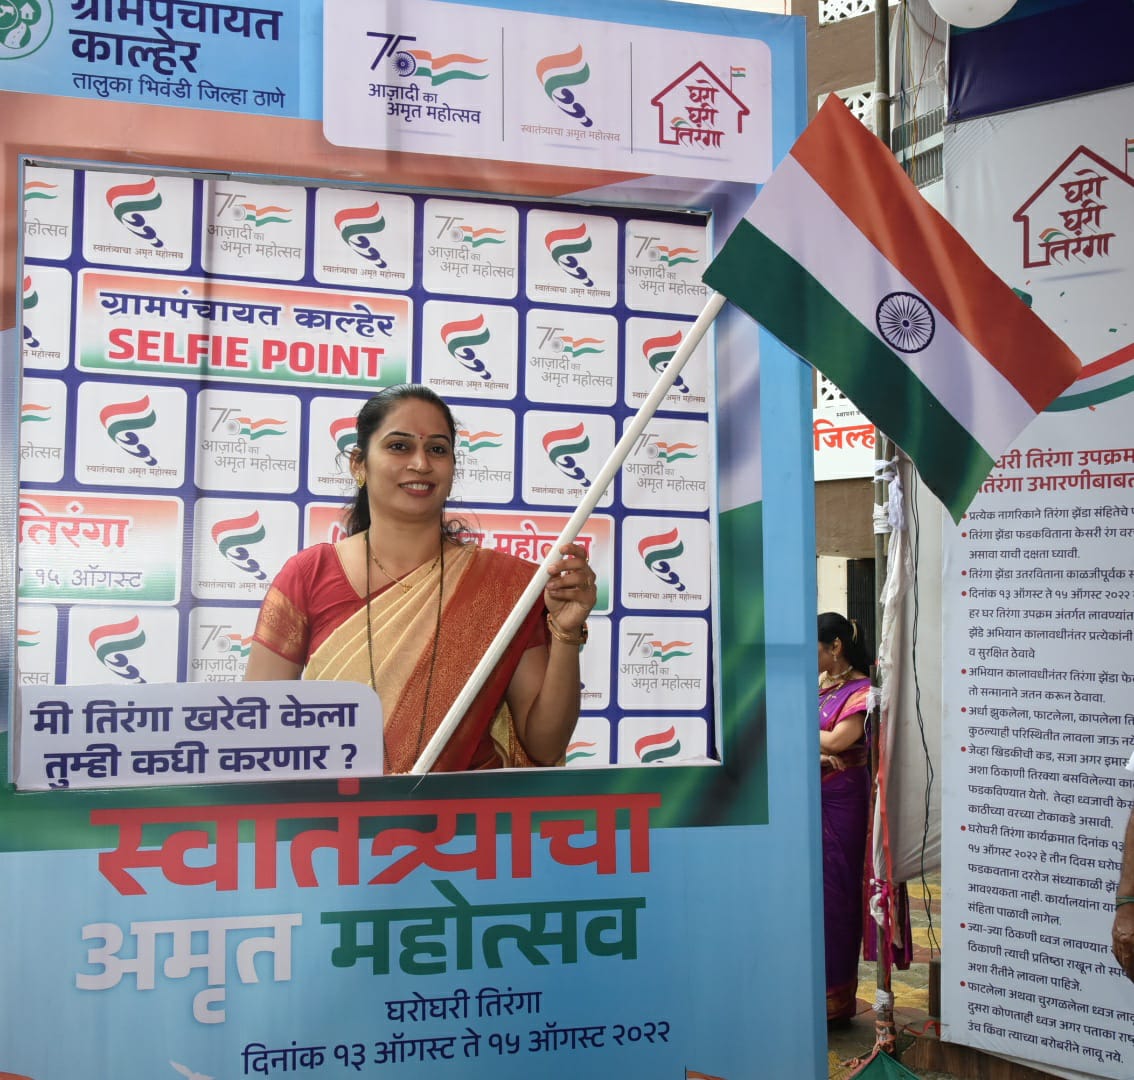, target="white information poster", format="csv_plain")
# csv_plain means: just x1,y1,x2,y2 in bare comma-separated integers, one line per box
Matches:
941,84,1134,1079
